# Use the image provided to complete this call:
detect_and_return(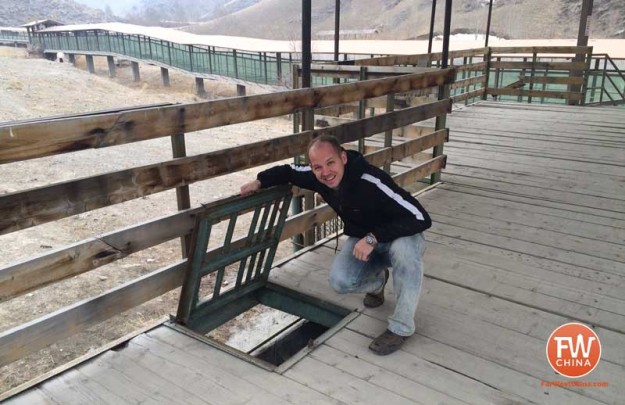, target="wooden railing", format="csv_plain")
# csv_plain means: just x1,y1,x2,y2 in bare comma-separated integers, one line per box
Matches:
0,67,454,368
342,46,595,106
